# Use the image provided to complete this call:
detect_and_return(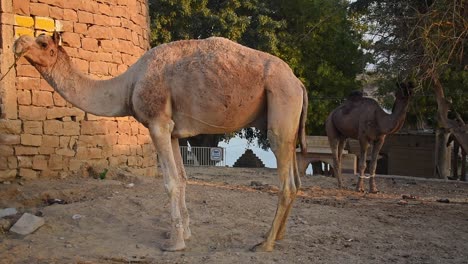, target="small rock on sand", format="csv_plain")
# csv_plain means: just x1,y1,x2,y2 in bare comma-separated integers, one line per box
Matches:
9,213,45,235
0,208,18,219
